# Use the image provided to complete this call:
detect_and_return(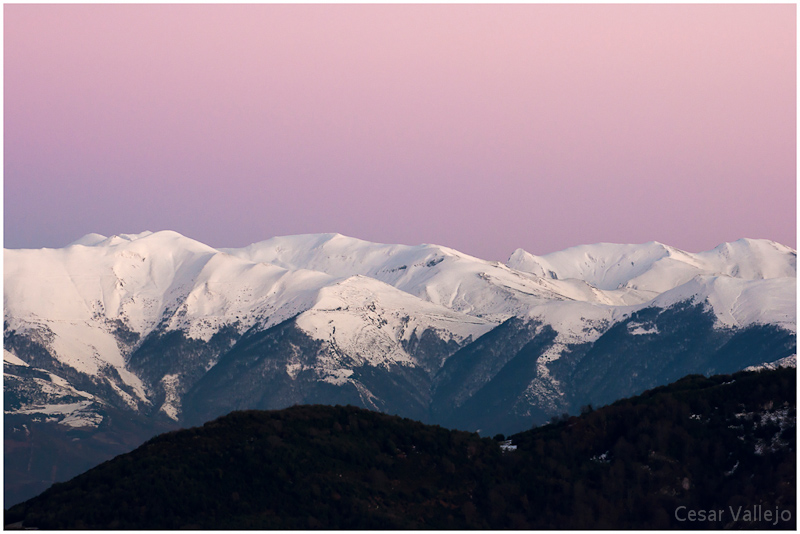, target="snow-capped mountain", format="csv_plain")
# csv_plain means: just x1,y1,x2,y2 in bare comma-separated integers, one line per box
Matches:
4,231,796,506
508,238,796,294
